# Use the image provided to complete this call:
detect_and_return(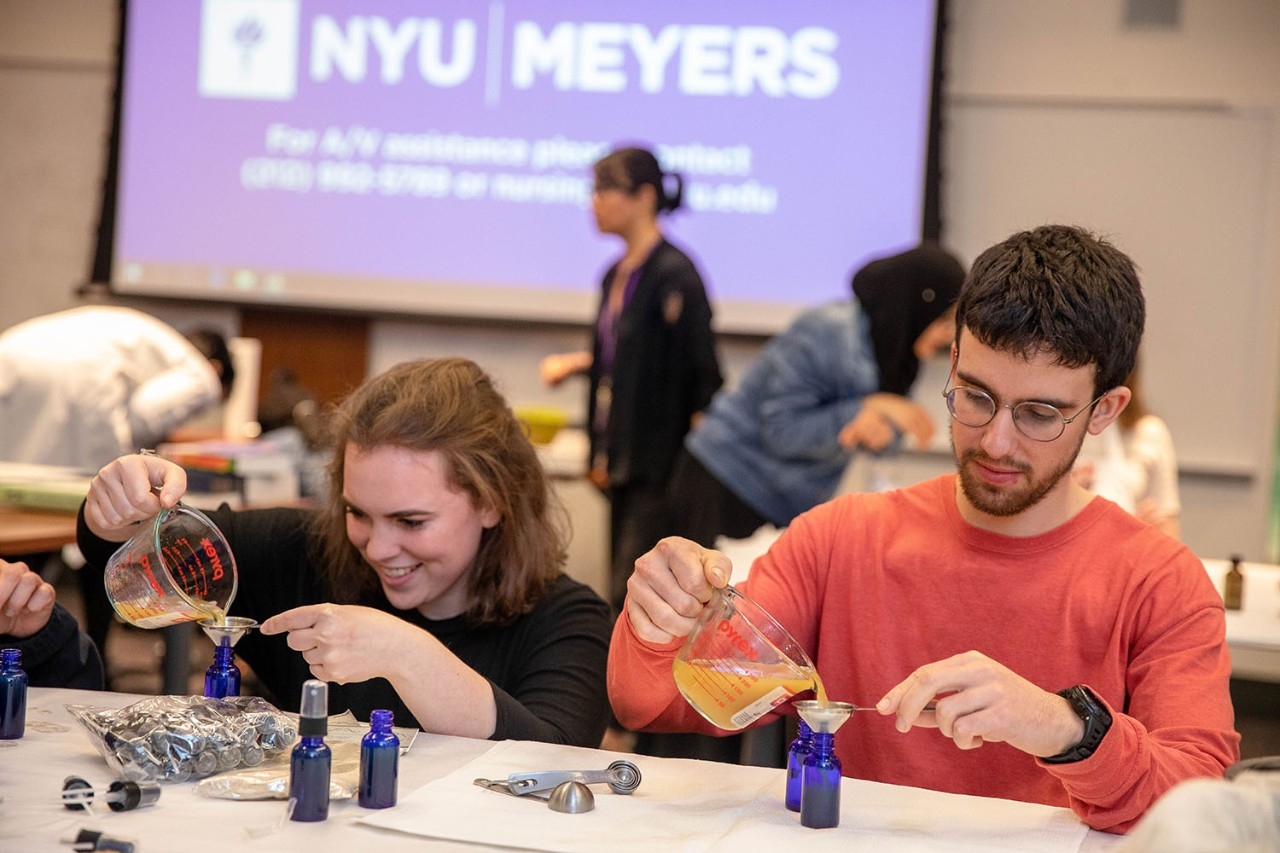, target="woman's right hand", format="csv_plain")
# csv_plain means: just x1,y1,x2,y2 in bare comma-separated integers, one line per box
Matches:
83,453,188,541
